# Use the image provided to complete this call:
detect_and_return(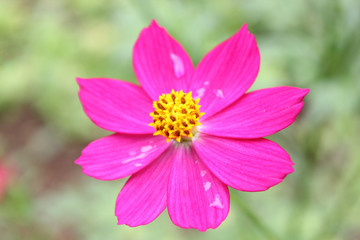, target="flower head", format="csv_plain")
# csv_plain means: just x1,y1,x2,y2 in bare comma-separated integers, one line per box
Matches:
75,20,309,231
0,162,11,201
149,90,204,142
